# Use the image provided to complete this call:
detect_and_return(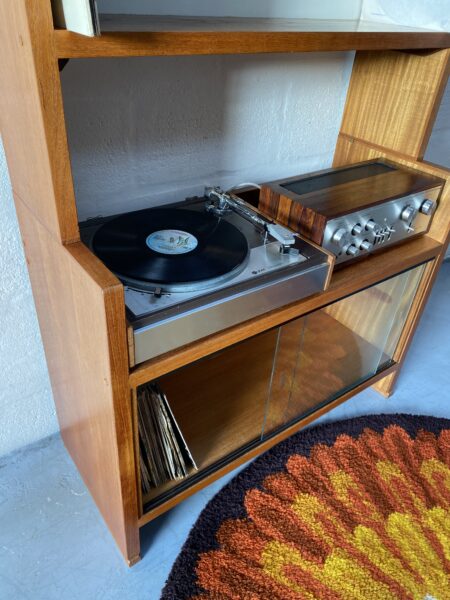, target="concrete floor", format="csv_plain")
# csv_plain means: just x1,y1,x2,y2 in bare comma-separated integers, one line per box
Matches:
1,261,449,600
